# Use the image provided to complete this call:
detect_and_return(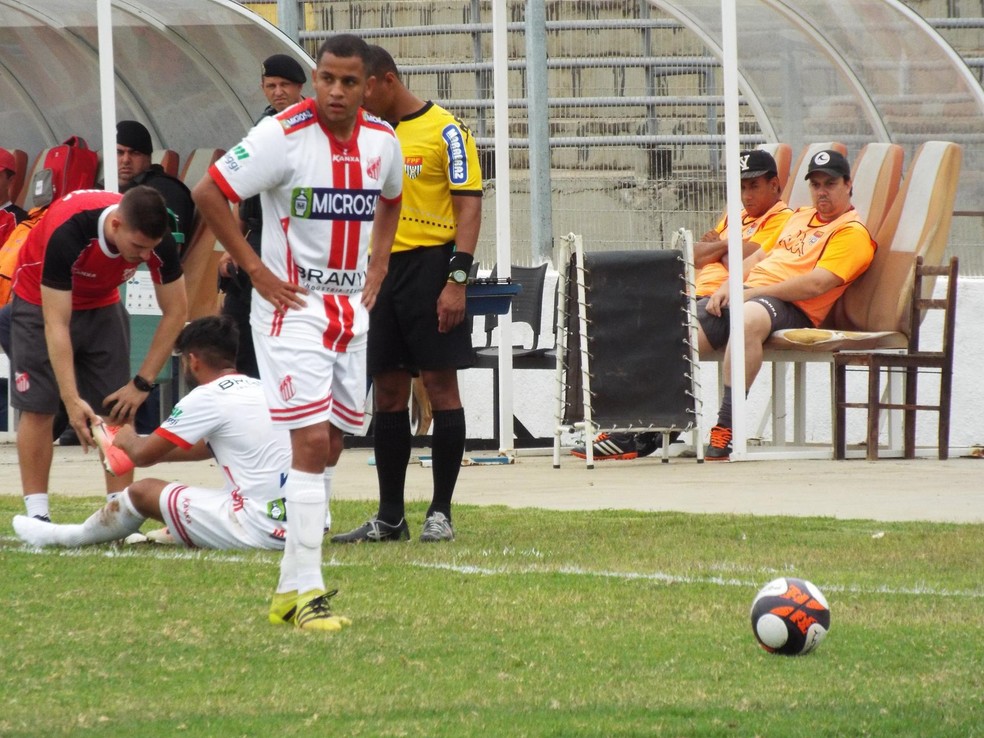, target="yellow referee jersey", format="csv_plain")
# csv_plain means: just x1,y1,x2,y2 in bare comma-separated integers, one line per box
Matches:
391,101,483,253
